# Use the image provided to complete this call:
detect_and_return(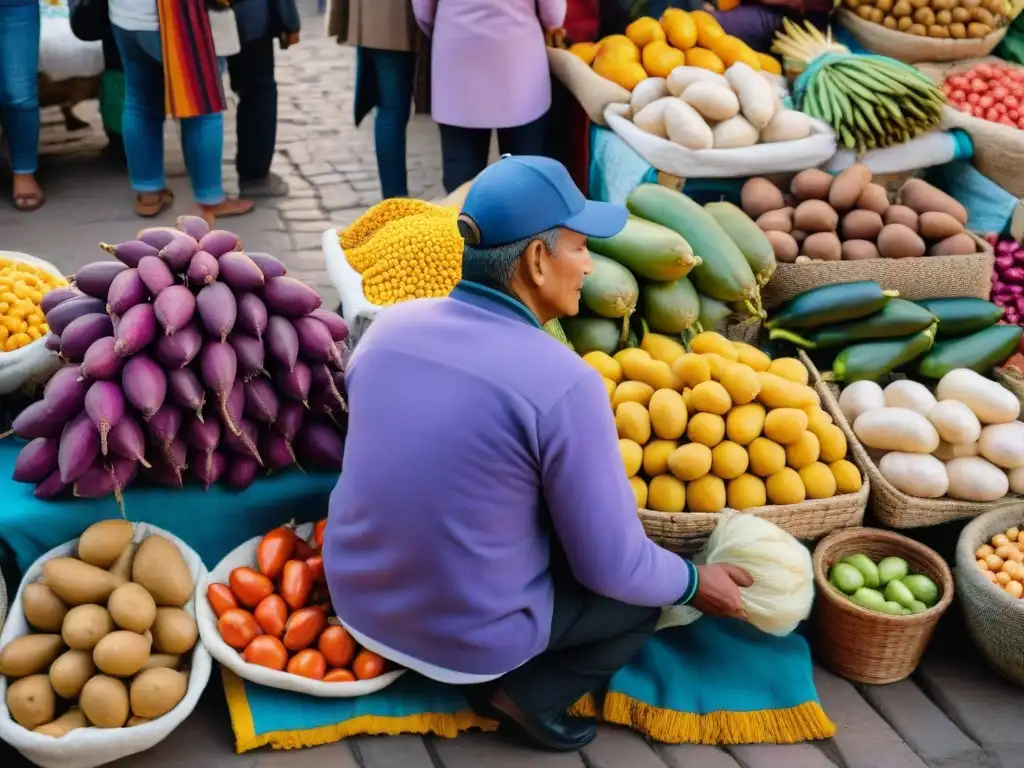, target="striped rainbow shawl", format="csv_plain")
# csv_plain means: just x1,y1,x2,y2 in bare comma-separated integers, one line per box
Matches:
157,0,226,118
